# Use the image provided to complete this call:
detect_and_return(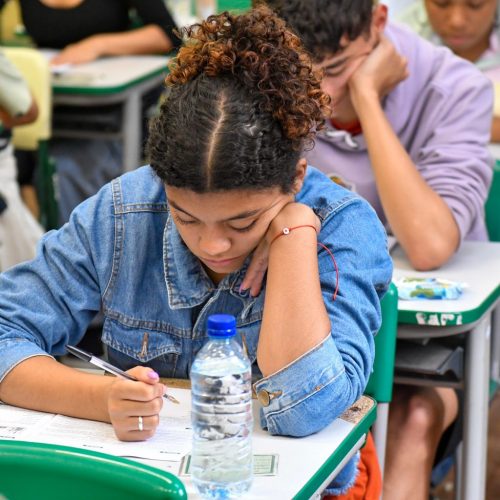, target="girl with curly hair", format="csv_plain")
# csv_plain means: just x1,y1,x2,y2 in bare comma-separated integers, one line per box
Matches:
0,6,391,496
